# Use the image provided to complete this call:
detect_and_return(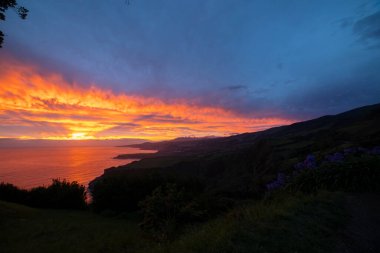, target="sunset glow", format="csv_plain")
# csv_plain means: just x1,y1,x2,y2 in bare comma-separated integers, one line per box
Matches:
1,2,380,251
0,57,294,140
